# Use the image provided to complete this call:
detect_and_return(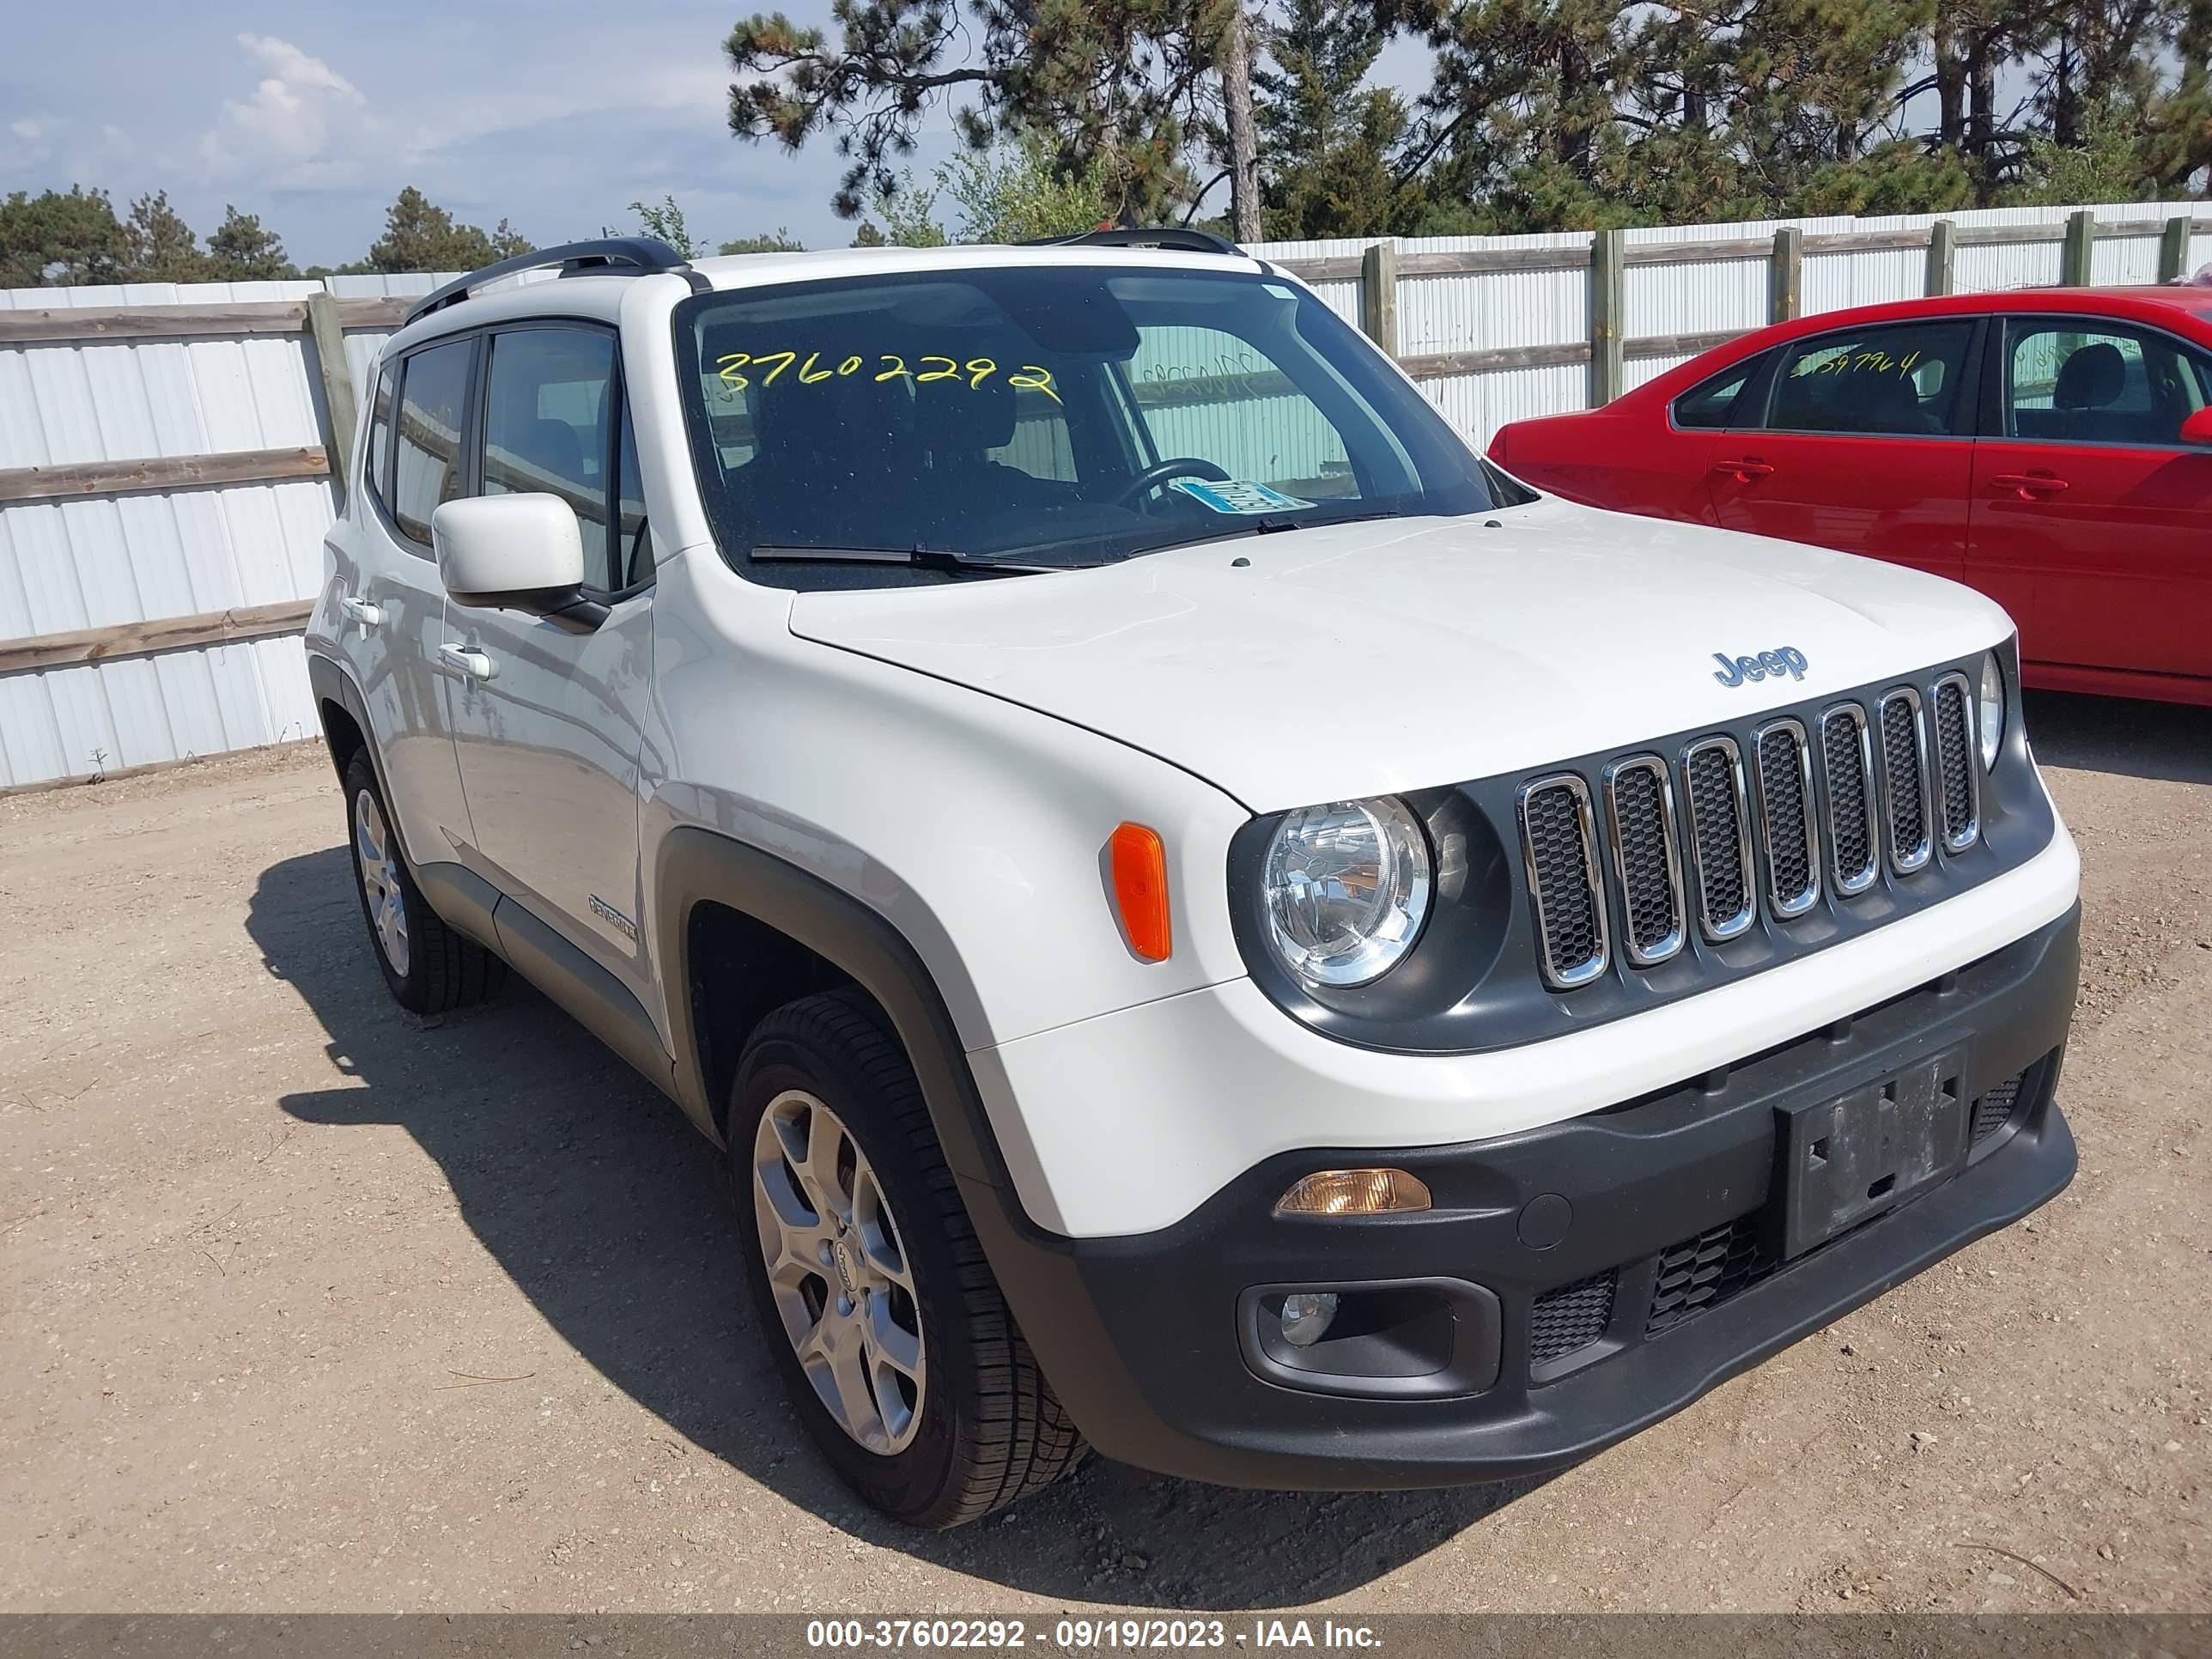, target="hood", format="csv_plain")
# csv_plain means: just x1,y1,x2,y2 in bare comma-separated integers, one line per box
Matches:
787,498,2012,811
